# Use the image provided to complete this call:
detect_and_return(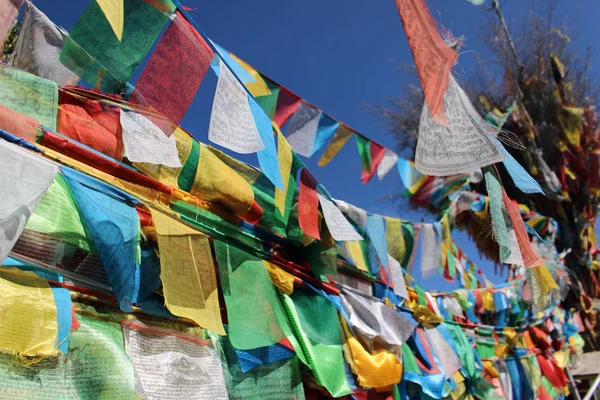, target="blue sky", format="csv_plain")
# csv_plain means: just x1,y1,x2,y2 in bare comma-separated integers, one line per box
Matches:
33,0,600,291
